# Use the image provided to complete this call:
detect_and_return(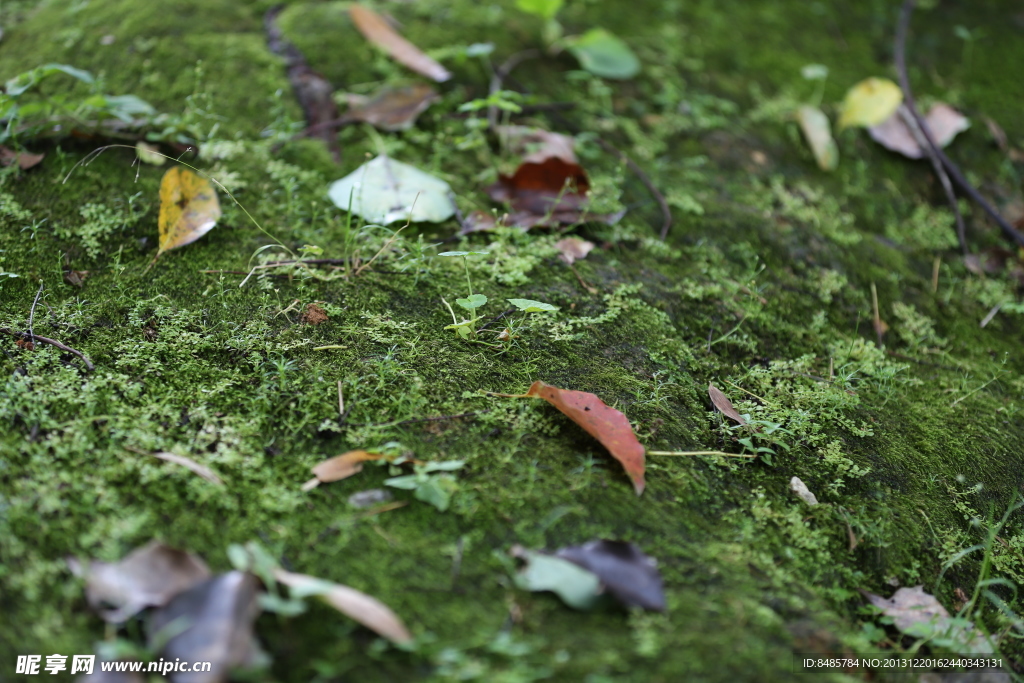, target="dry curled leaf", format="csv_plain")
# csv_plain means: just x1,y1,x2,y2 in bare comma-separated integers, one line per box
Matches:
154,451,224,485
349,4,451,82
157,166,221,257
868,103,970,159
302,450,381,491
555,237,595,265
509,381,646,495
69,541,211,623
789,476,818,506
496,125,577,164
344,83,439,132
486,158,621,229
64,269,90,288
557,540,666,611
0,145,45,169
708,382,746,425
275,569,413,643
